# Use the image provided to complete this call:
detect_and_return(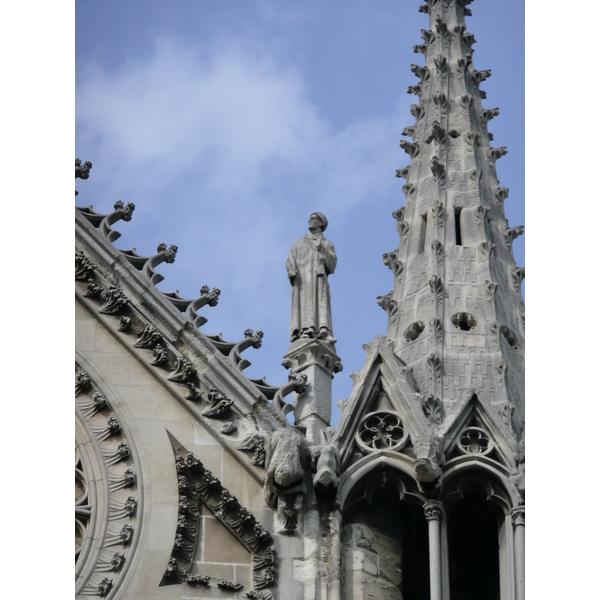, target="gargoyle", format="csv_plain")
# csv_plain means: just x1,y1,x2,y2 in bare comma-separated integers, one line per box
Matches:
263,427,311,508
413,433,443,495
312,443,340,491
258,426,312,533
